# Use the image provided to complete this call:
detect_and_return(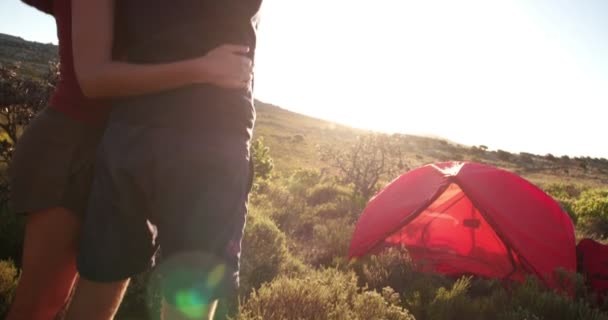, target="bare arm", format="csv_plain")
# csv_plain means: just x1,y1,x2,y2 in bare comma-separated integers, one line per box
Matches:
72,0,253,98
